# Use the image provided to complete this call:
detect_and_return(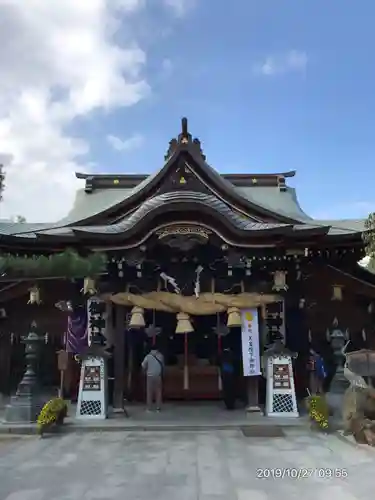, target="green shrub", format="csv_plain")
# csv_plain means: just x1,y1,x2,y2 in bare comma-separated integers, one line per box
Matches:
37,397,68,435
